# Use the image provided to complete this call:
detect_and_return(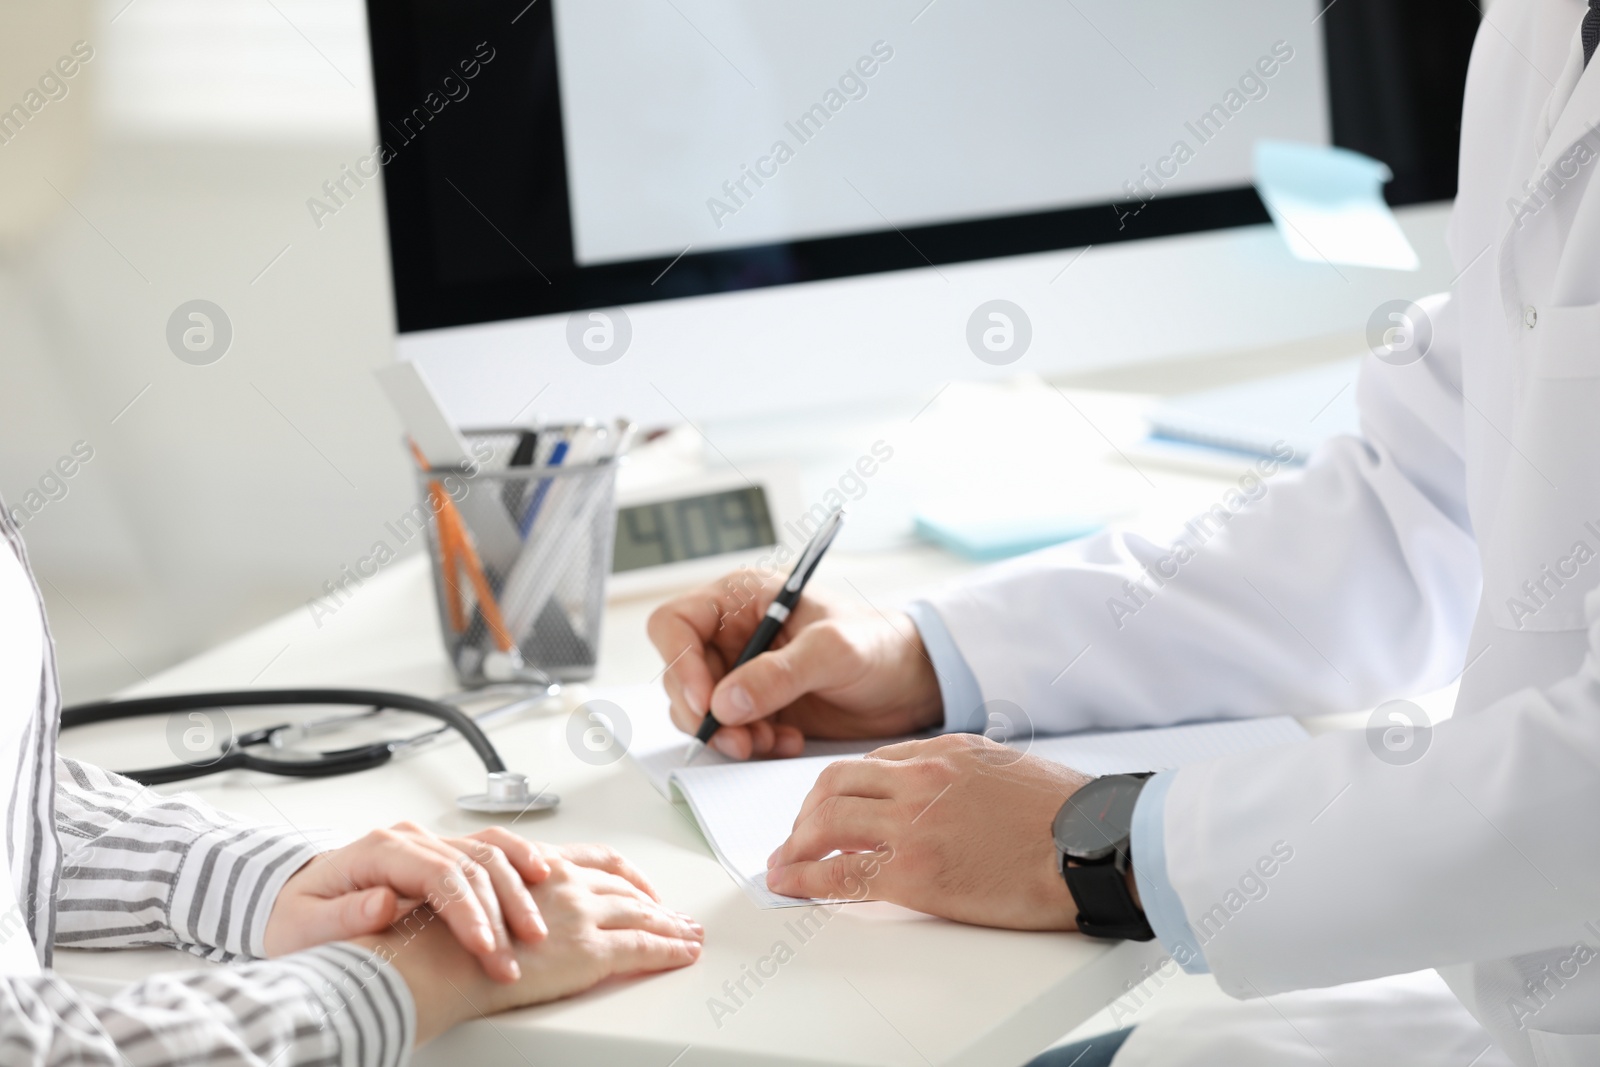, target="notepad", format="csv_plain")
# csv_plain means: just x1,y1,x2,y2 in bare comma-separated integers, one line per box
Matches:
613,685,890,799
607,685,1309,909
1144,357,1361,463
